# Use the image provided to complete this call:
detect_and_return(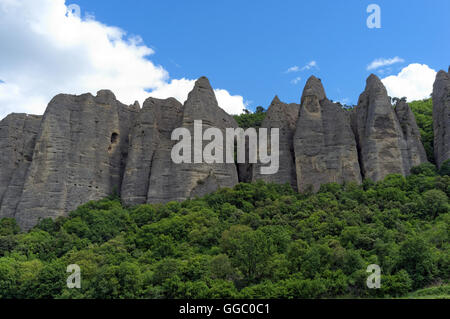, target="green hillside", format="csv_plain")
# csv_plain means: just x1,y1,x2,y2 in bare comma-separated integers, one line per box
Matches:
0,163,448,299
